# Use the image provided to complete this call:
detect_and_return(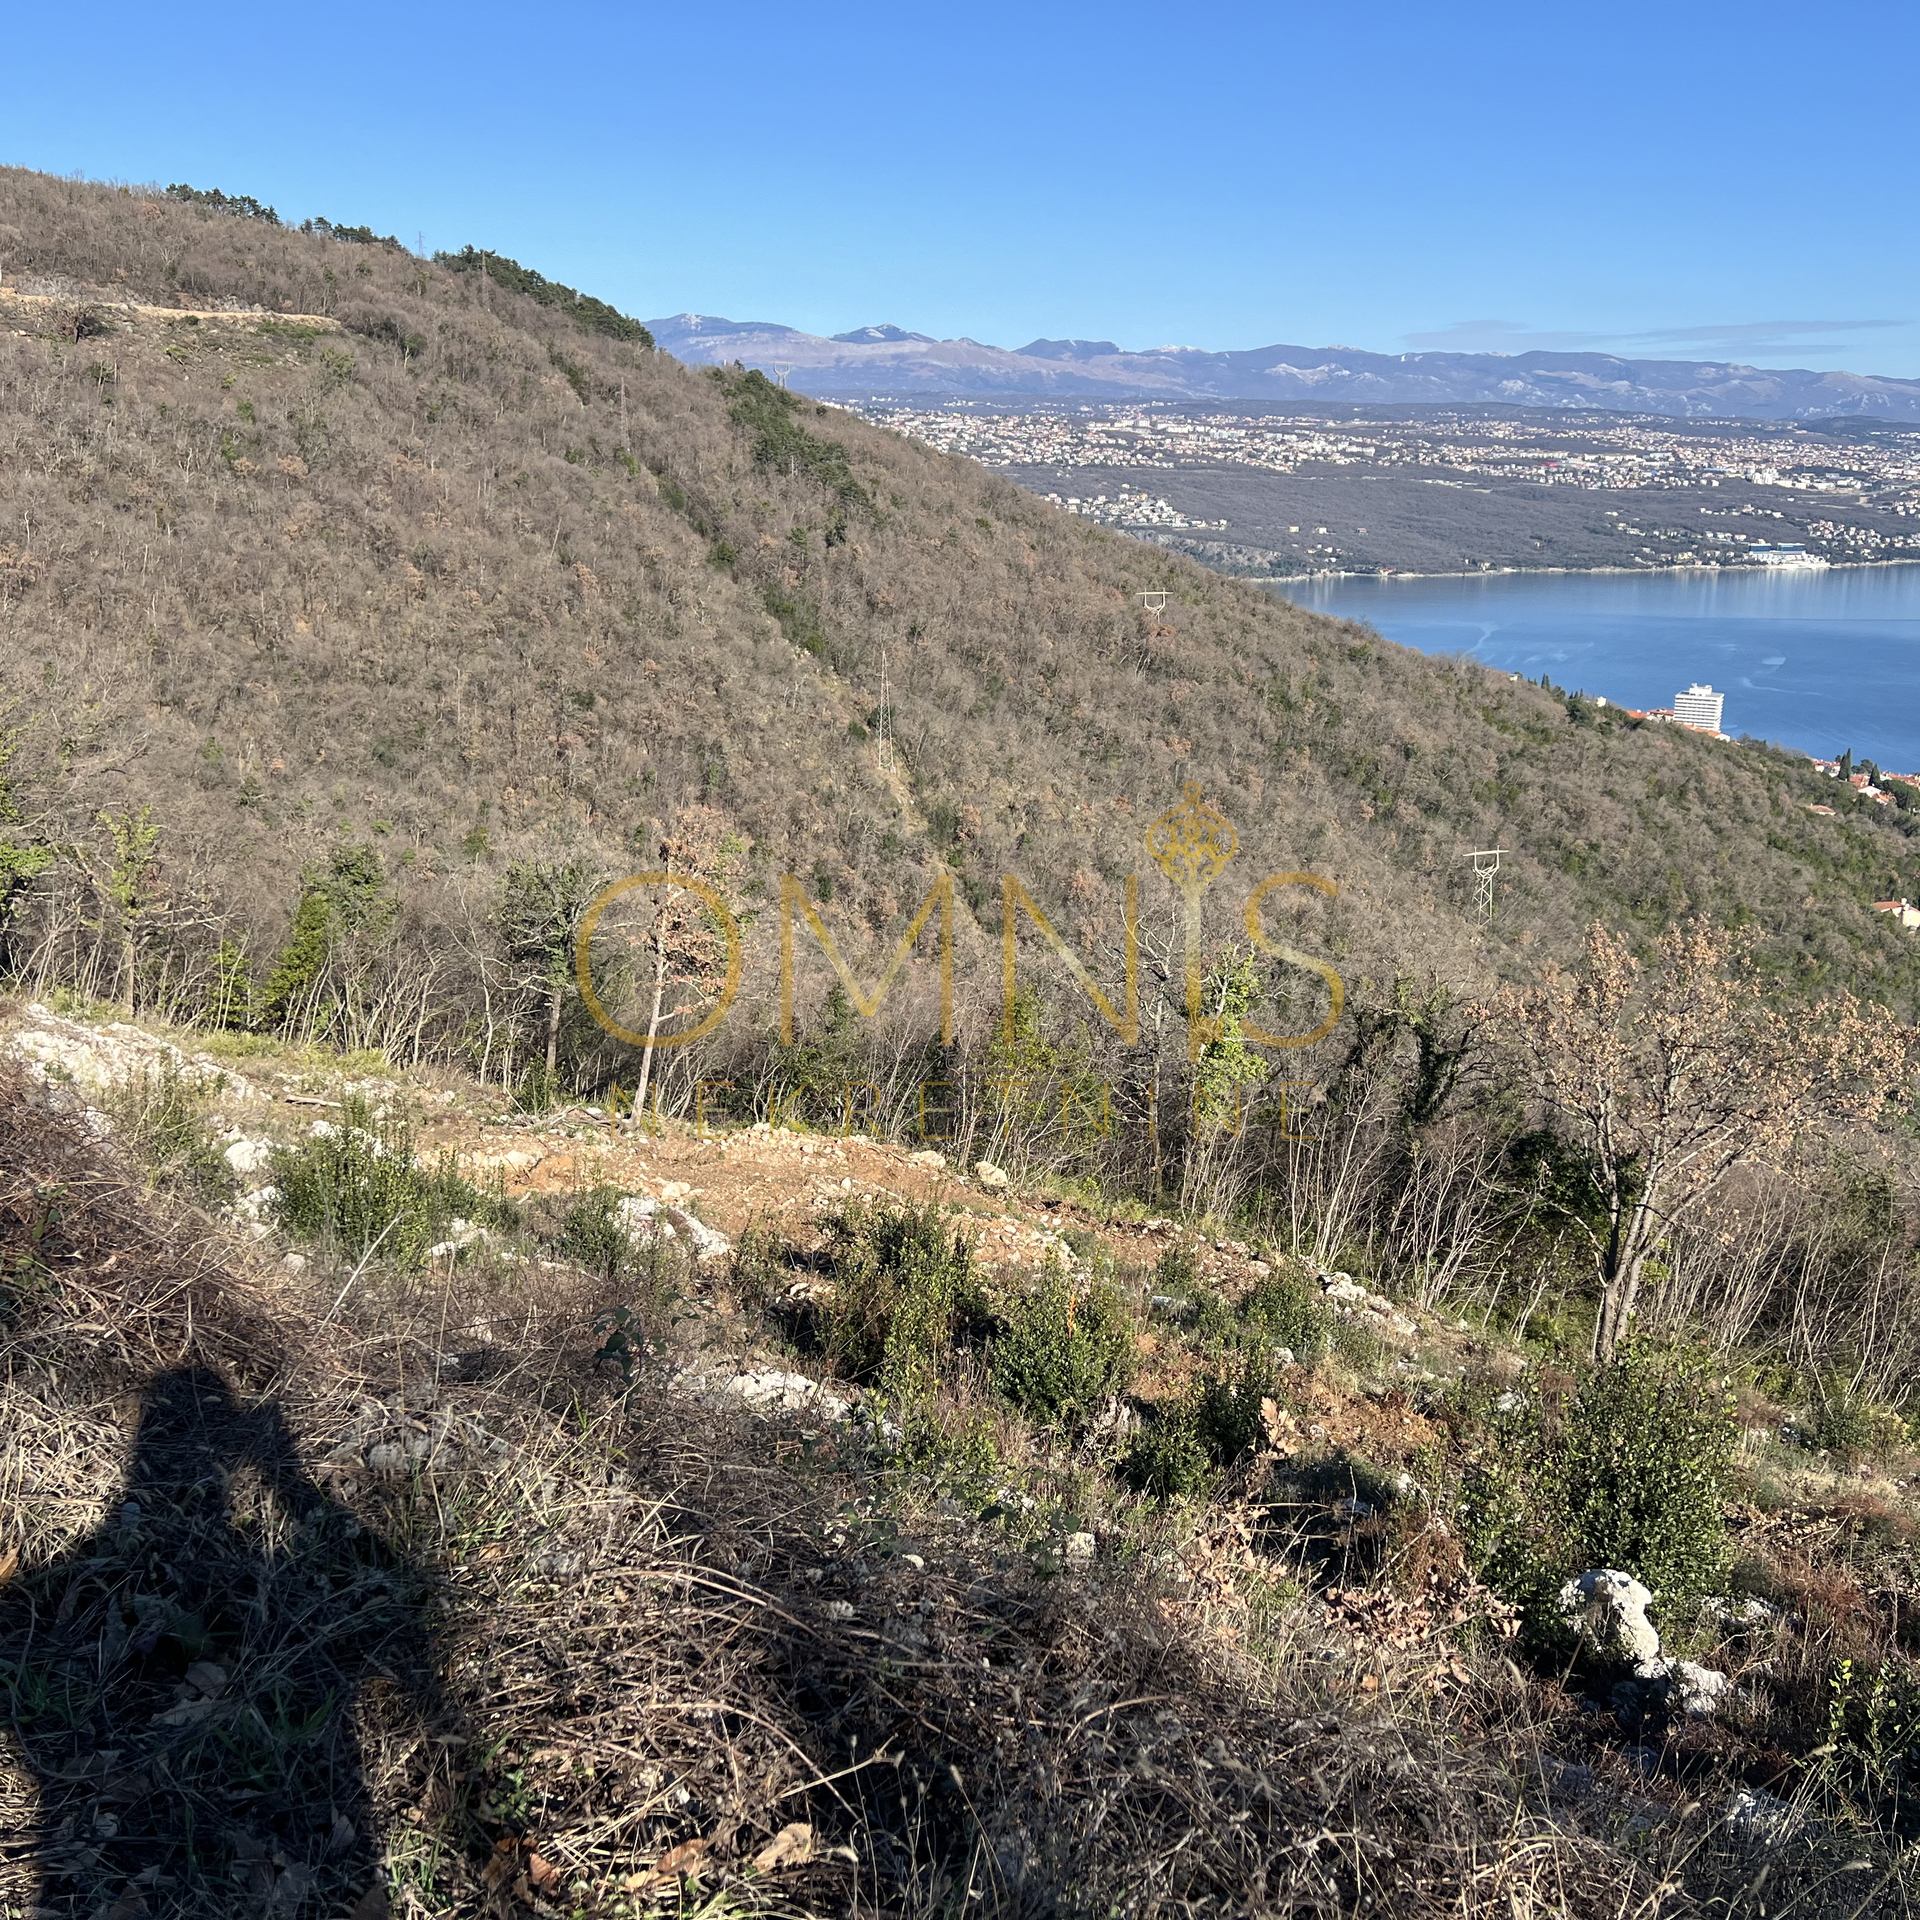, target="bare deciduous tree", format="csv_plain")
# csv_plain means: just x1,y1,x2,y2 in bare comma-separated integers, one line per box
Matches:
1497,920,1913,1357
597,807,747,1126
